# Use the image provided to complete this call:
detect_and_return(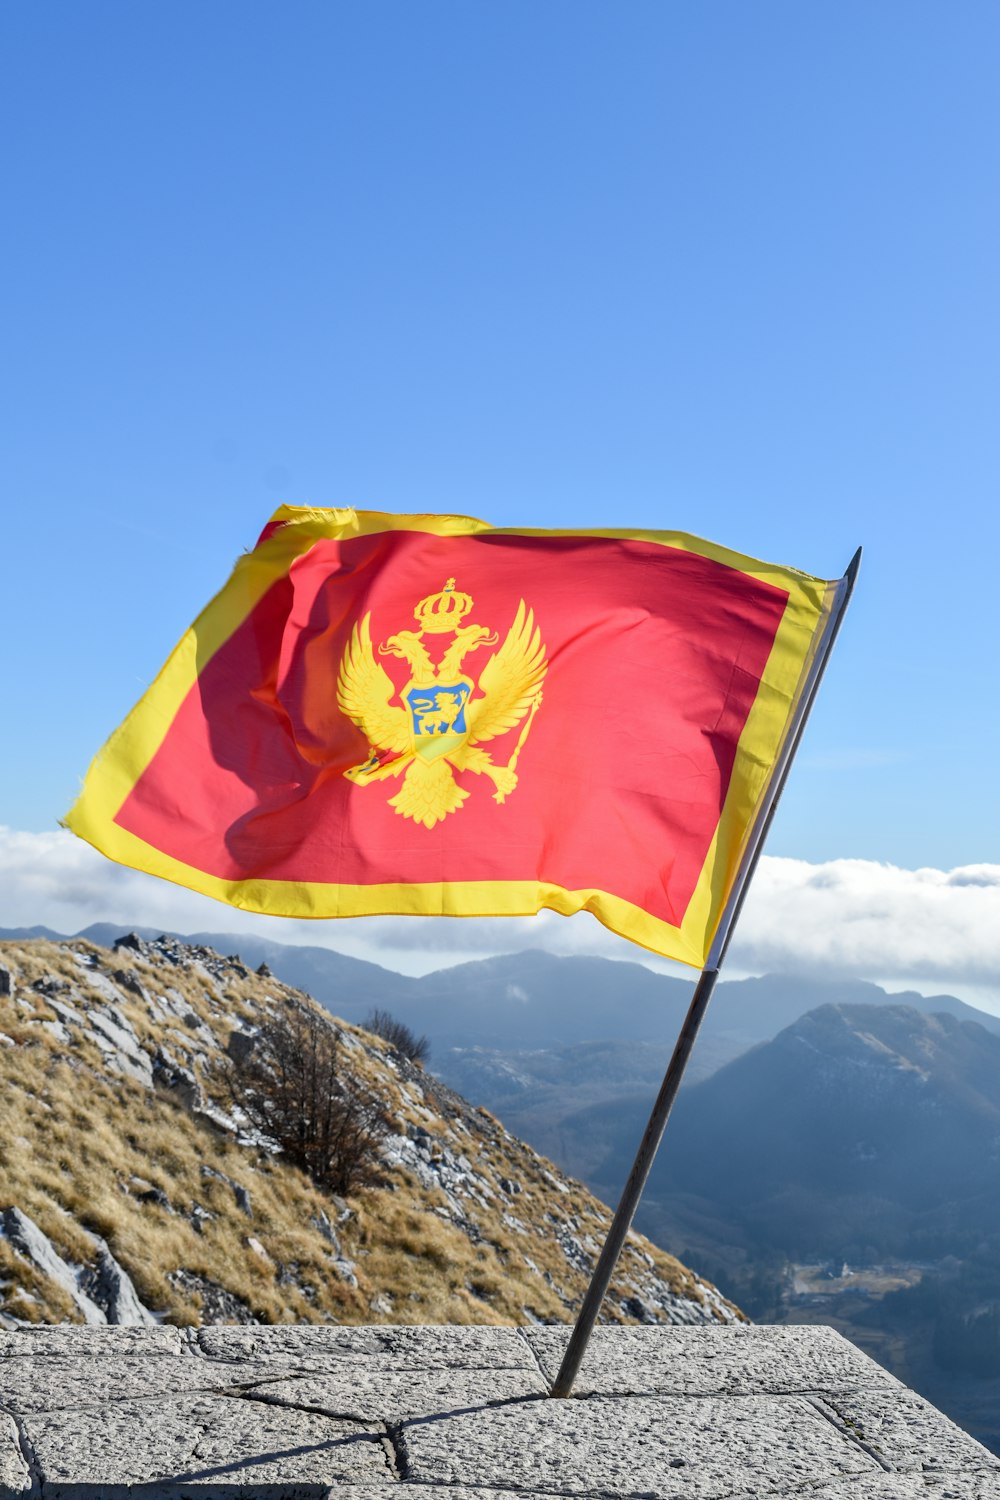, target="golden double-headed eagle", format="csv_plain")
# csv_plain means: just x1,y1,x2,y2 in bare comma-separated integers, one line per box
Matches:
337,580,547,828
